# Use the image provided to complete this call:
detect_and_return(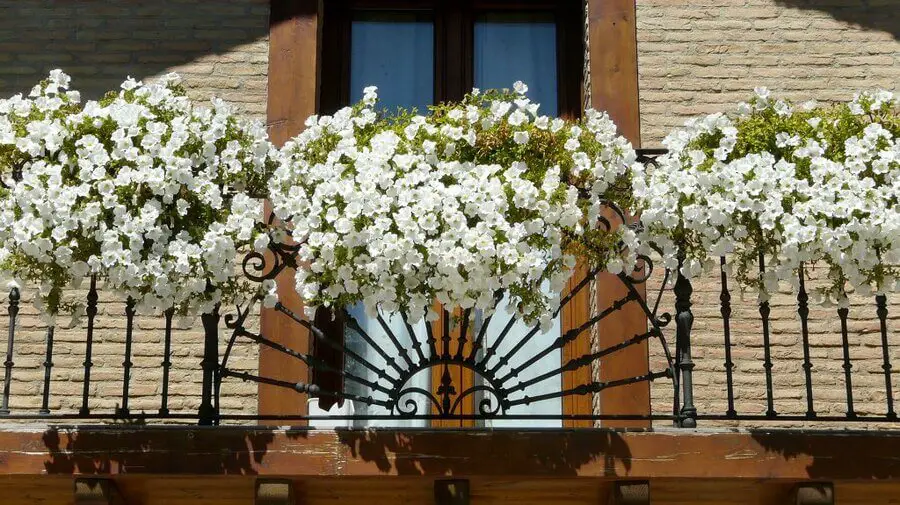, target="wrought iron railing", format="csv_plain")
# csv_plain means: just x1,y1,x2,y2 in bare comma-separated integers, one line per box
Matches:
0,149,897,427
